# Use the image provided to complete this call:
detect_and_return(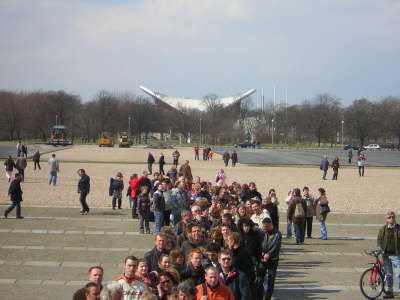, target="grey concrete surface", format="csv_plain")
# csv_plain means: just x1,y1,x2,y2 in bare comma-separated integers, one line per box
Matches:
213,146,400,167
0,207,389,300
0,143,71,159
